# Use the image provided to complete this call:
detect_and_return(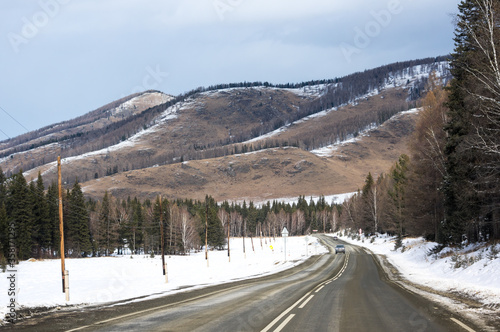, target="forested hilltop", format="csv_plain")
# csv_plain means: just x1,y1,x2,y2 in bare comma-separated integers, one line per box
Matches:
341,0,500,246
